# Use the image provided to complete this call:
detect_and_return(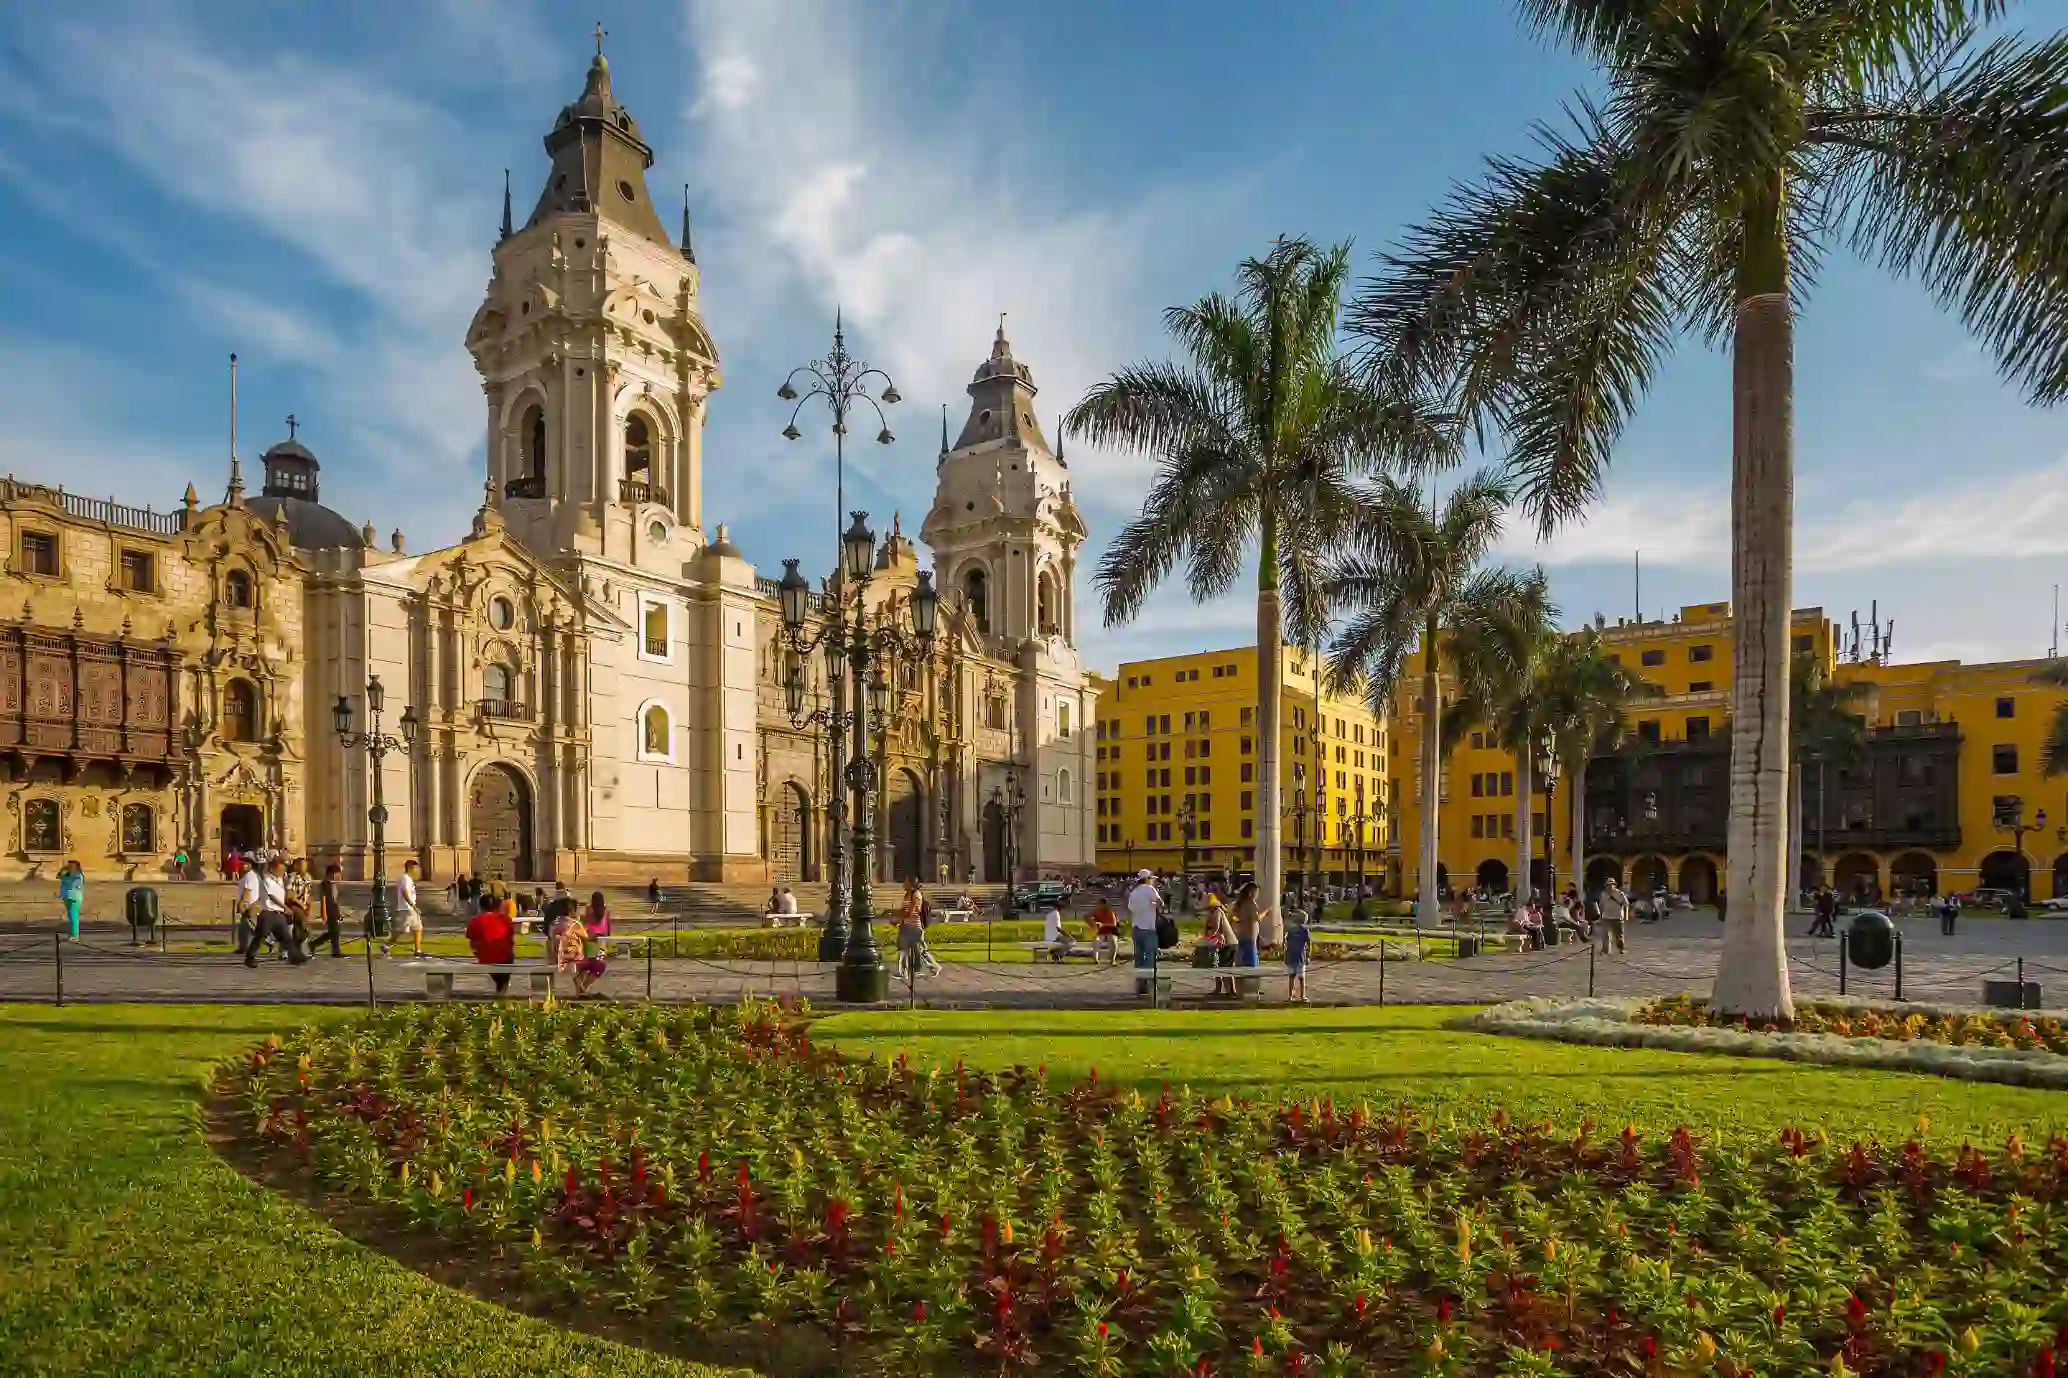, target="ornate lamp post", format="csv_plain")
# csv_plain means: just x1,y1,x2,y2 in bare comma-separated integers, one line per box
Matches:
927,596,966,885
990,769,1025,894
778,311,898,562
1536,737,1562,903
1290,762,1309,903
1351,776,1369,898
333,676,418,973
776,516,937,1001
774,563,852,961
1998,800,2048,902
